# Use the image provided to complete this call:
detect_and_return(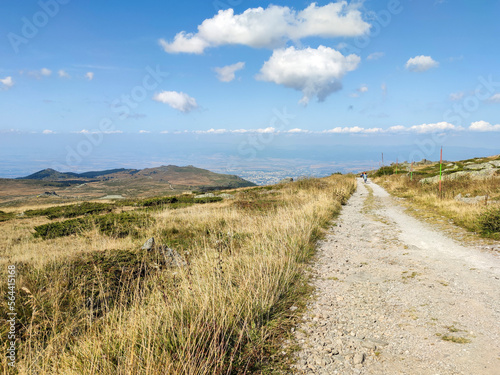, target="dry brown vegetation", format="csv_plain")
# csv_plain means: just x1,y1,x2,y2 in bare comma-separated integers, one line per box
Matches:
0,175,355,374
375,173,500,239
